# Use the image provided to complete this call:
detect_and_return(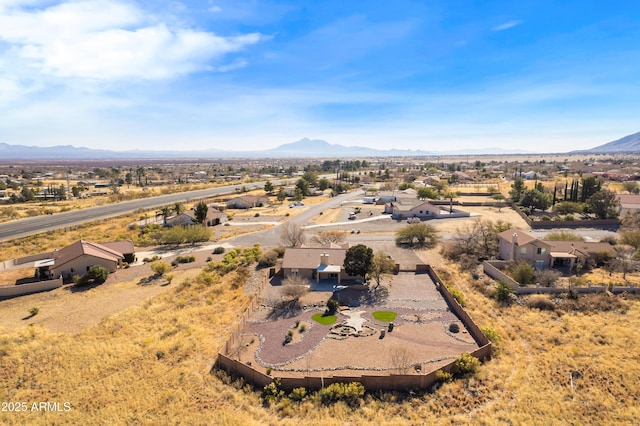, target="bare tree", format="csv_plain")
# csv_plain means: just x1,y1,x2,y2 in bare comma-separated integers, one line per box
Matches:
310,230,347,246
280,222,306,247
369,251,395,292
282,275,309,302
390,346,413,374
611,245,638,280
534,269,561,287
